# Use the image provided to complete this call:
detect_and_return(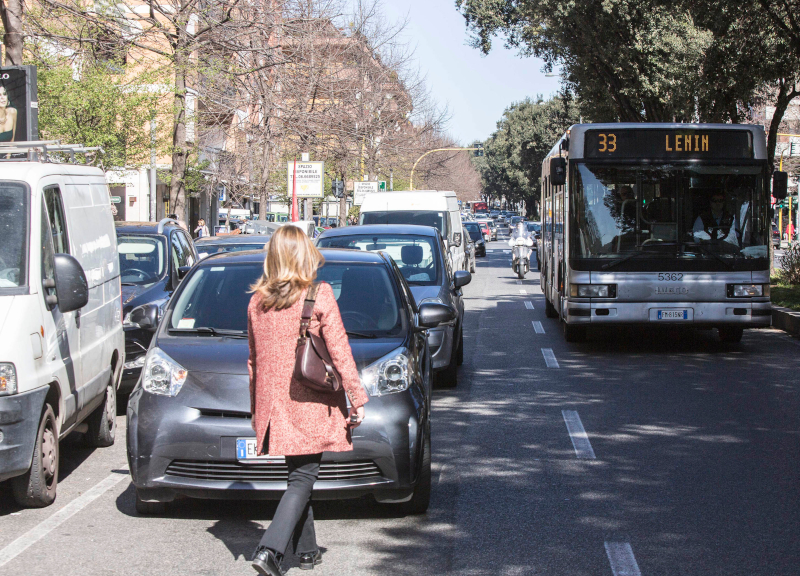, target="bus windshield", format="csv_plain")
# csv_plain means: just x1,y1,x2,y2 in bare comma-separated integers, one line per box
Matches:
570,163,768,263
